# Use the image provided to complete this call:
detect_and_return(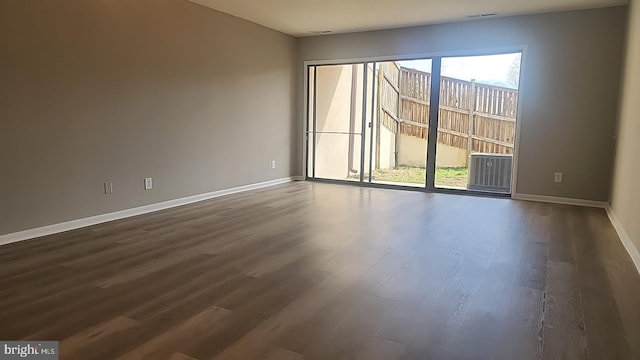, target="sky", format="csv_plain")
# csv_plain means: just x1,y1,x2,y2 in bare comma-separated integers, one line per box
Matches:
398,53,521,88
